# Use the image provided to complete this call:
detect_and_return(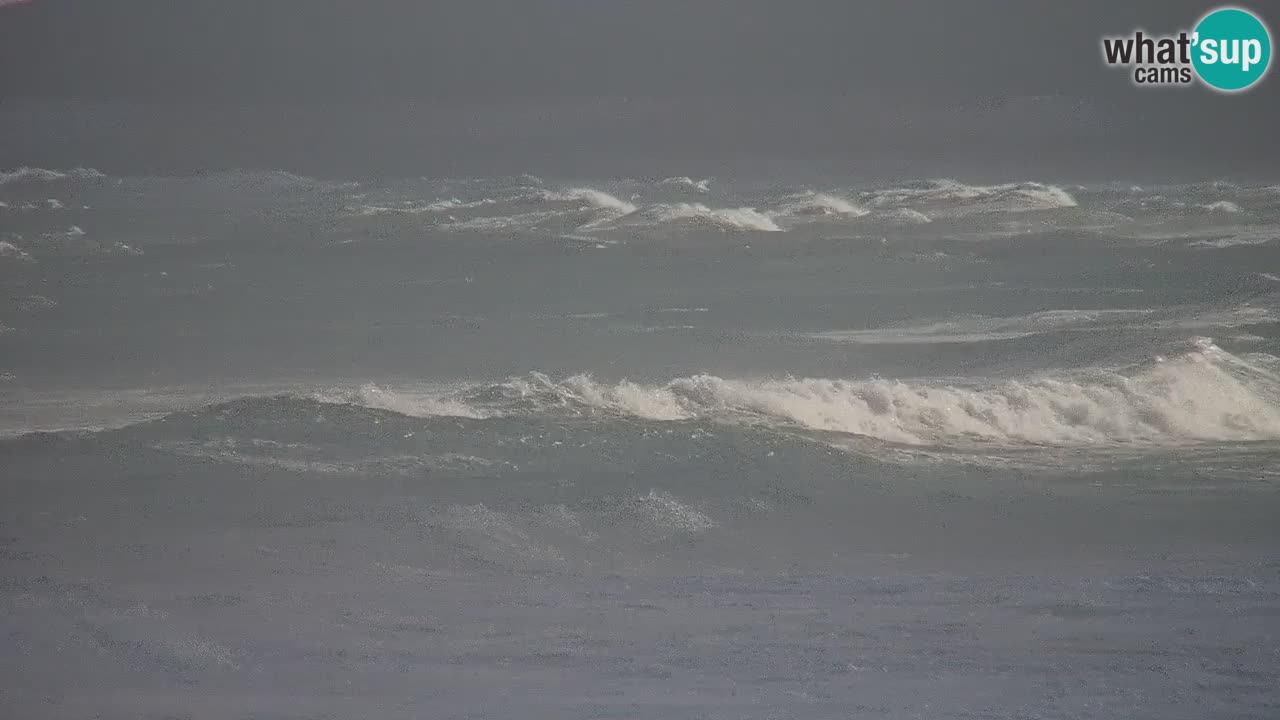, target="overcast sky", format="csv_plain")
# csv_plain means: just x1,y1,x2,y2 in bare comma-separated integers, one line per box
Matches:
1,1,1276,179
